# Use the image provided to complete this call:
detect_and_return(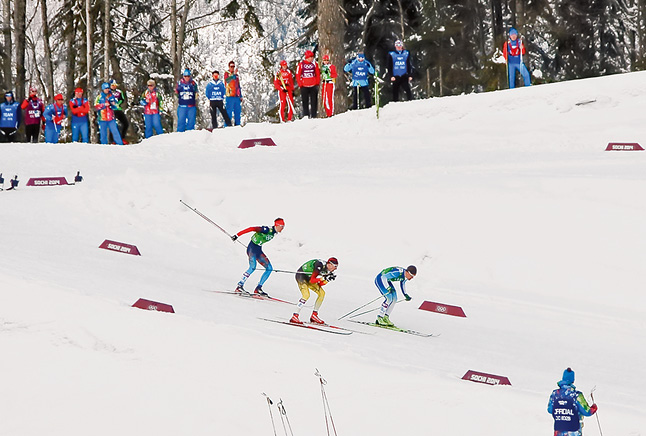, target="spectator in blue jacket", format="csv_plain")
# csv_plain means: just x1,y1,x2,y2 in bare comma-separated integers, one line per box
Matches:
547,368,598,436
205,70,231,129
175,68,198,132
343,53,375,110
0,91,21,142
388,40,413,101
43,94,68,144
